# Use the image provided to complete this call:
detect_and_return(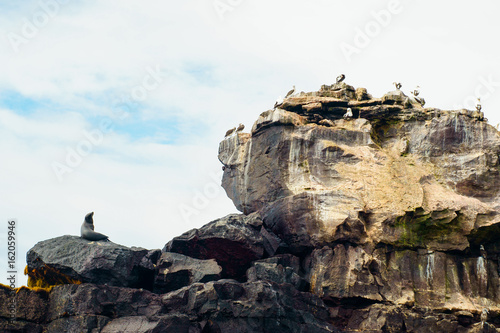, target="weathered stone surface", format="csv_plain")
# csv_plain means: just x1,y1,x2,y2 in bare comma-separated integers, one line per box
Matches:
45,315,110,333
153,252,222,293
101,314,201,333
219,94,500,253
308,243,500,315
161,280,337,332
47,284,162,321
0,285,48,323
0,319,44,333
164,214,265,279
26,235,153,289
246,254,307,291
